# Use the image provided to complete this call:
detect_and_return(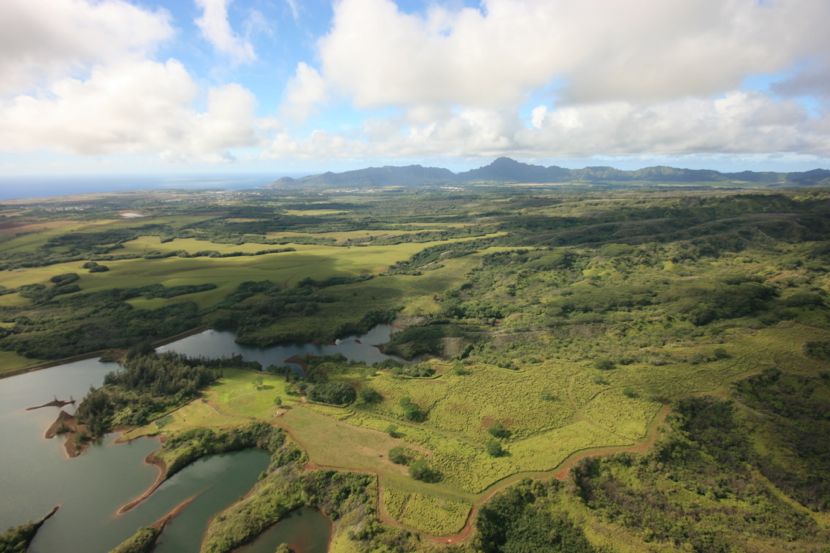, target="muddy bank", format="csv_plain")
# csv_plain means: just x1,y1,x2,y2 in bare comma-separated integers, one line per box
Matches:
43,410,91,458
152,494,198,531
116,452,168,515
